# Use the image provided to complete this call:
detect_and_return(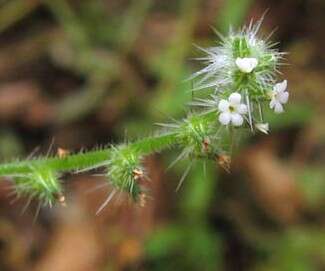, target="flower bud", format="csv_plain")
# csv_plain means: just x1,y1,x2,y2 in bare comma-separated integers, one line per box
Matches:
106,146,144,201
14,166,63,208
